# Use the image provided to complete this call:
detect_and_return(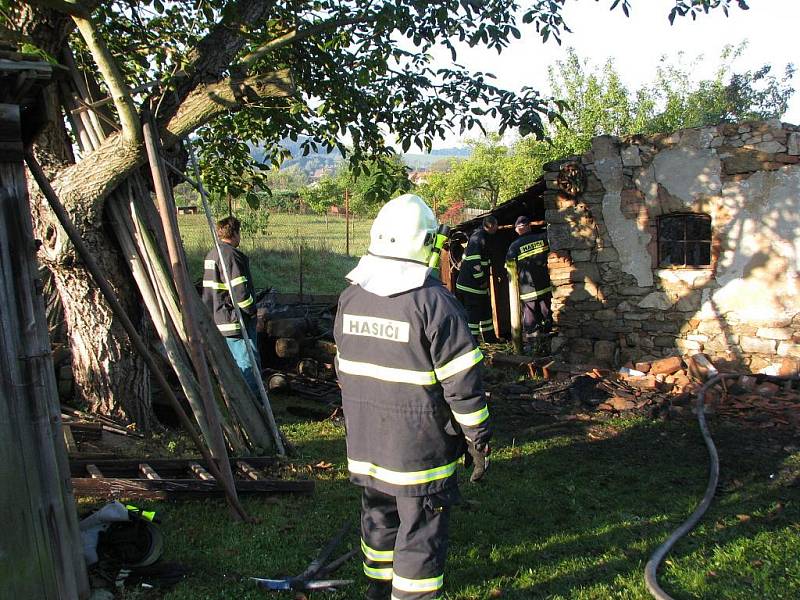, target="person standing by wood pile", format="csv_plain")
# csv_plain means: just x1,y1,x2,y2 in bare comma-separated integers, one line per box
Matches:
334,194,492,600
202,216,261,394
505,215,553,354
